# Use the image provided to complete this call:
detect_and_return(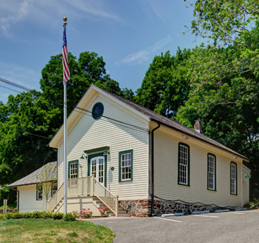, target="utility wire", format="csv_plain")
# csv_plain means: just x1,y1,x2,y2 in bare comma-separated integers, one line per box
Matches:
0,84,21,93
0,76,31,91
0,77,150,141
